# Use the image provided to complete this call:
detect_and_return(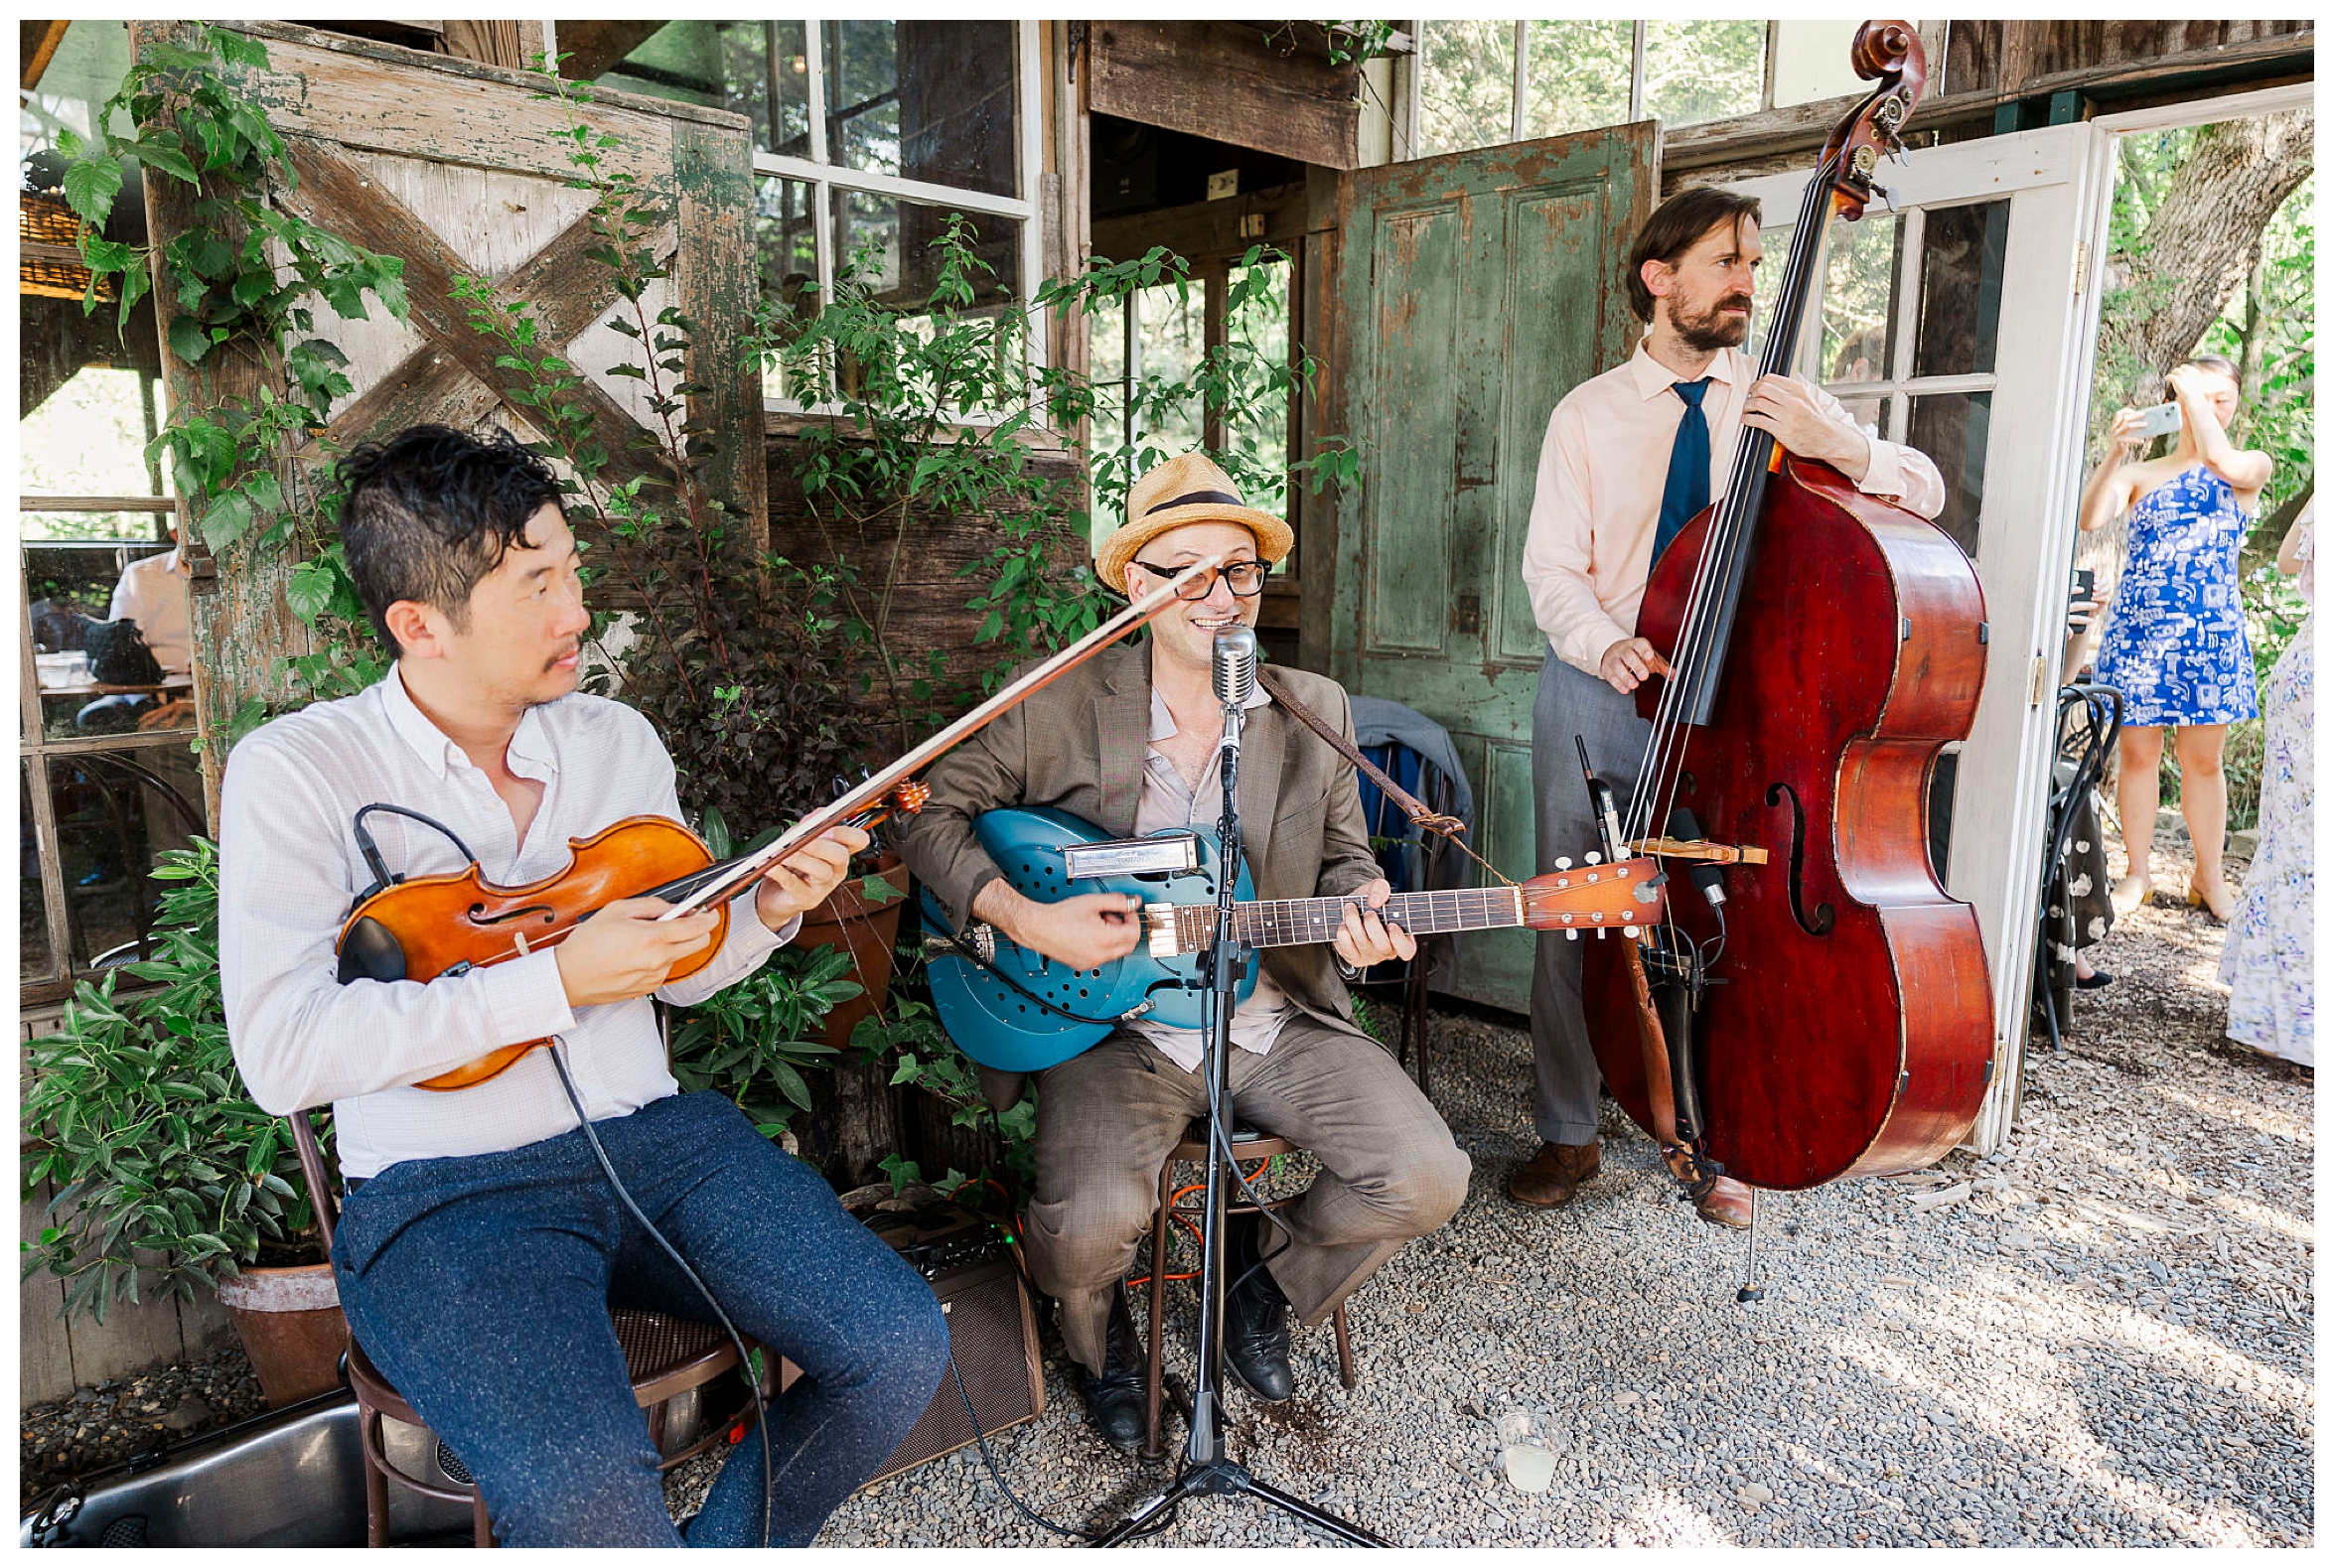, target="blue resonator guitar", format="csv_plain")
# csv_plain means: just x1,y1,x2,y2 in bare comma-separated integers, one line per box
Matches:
921,807,1663,1072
